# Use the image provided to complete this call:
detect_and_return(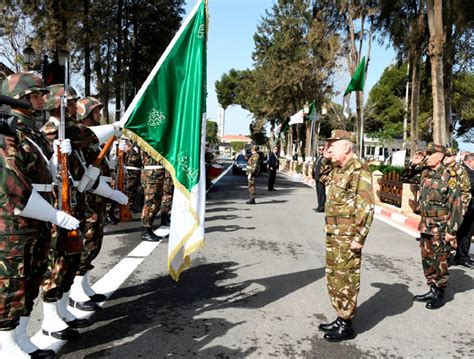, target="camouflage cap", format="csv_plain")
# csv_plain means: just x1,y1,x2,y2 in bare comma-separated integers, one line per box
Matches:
76,96,103,121
444,147,457,156
326,130,355,142
40,120,58,135
1,72,49,99
425,142,446,154
43,84,80,111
